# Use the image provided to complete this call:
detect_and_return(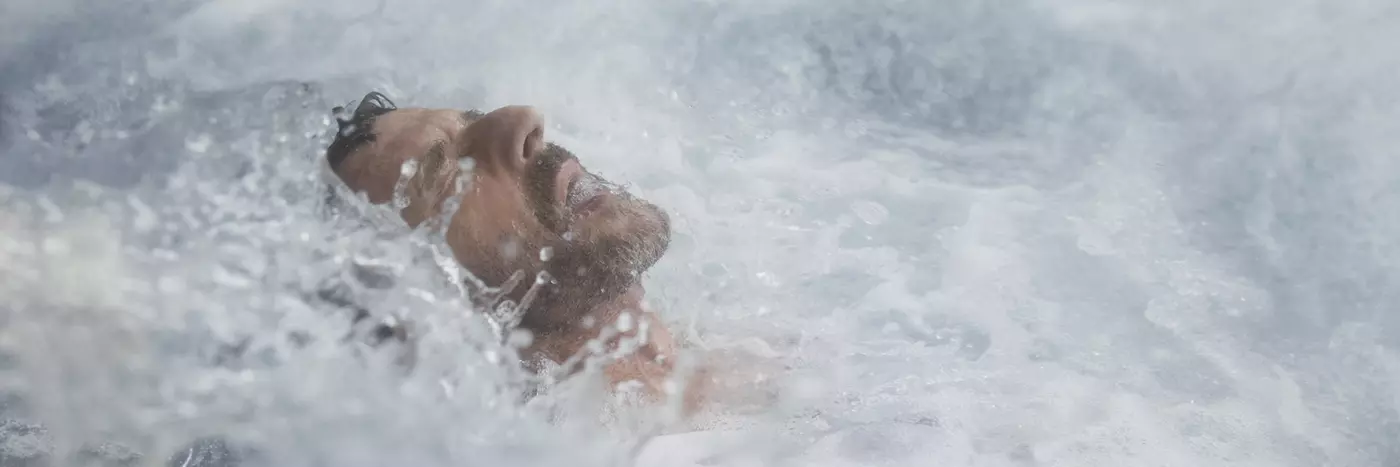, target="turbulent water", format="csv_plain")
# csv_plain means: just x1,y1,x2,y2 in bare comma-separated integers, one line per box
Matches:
3,0,1400,466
